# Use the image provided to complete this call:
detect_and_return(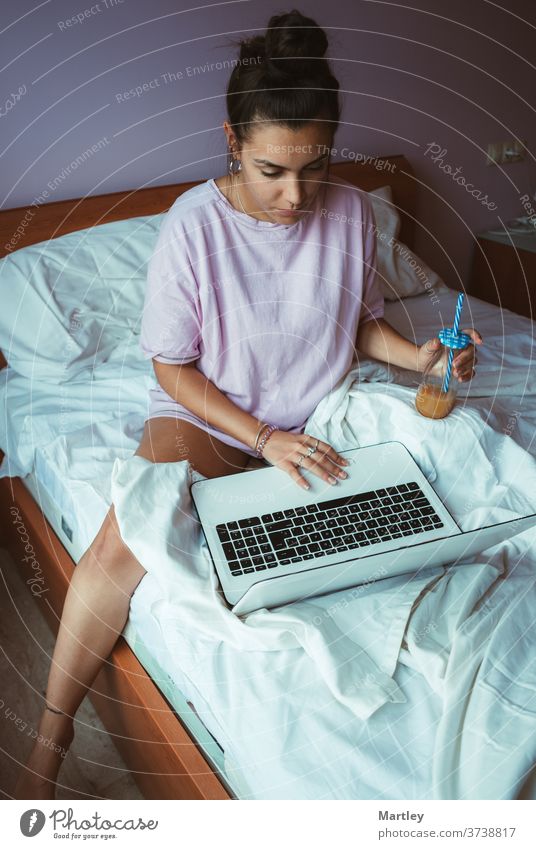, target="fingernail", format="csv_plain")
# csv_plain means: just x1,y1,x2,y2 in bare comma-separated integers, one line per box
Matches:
341,458,350,465
338,471,347,479
329,476,338,485
303,482,310,490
